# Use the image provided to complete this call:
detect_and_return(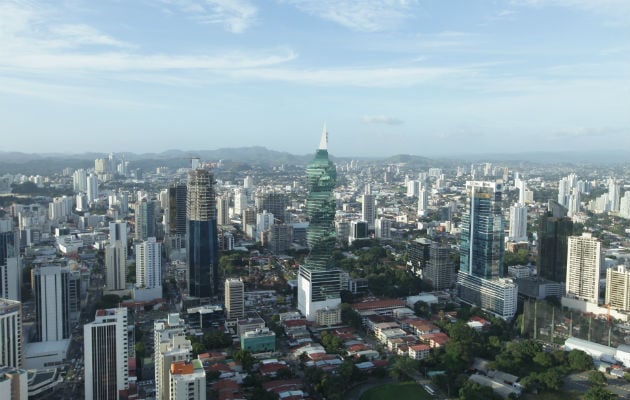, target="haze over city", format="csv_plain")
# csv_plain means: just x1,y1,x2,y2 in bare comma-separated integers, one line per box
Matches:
1,0,629,156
